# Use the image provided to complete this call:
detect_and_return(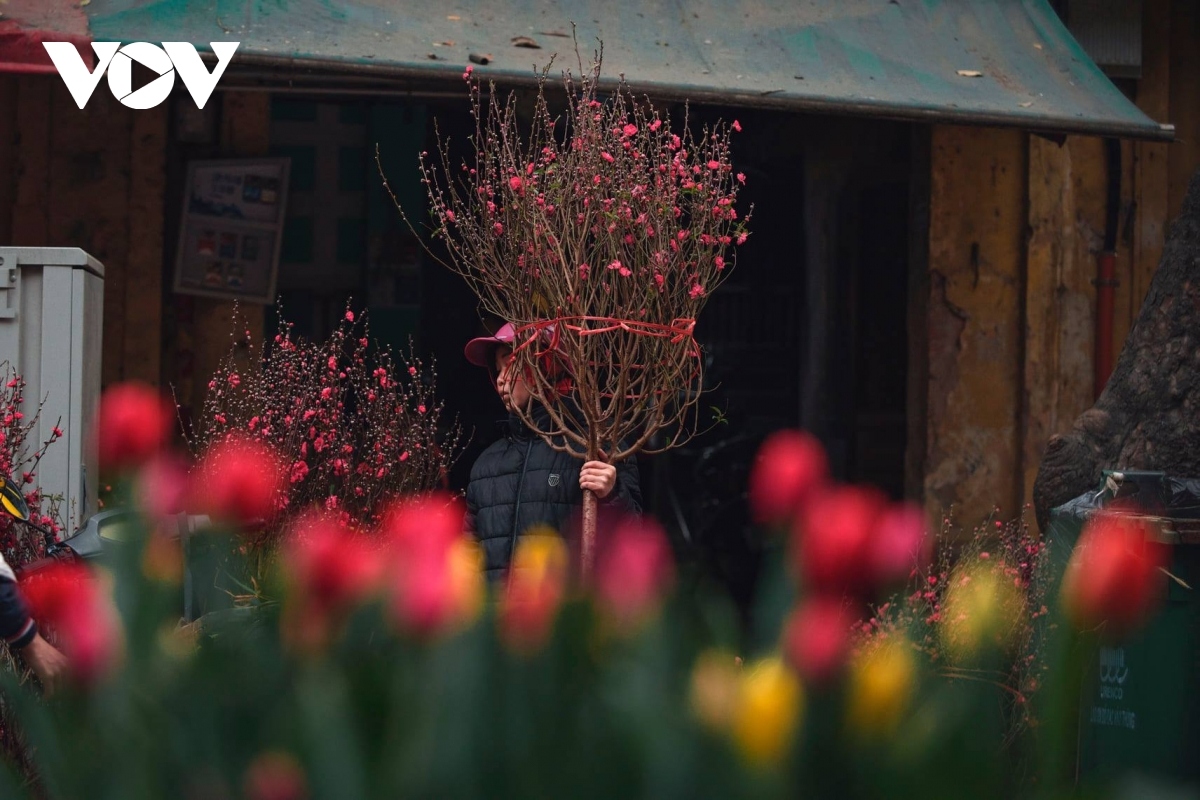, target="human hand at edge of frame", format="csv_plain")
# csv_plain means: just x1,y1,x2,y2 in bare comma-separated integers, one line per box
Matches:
22,633,69,696
579,461,617,499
